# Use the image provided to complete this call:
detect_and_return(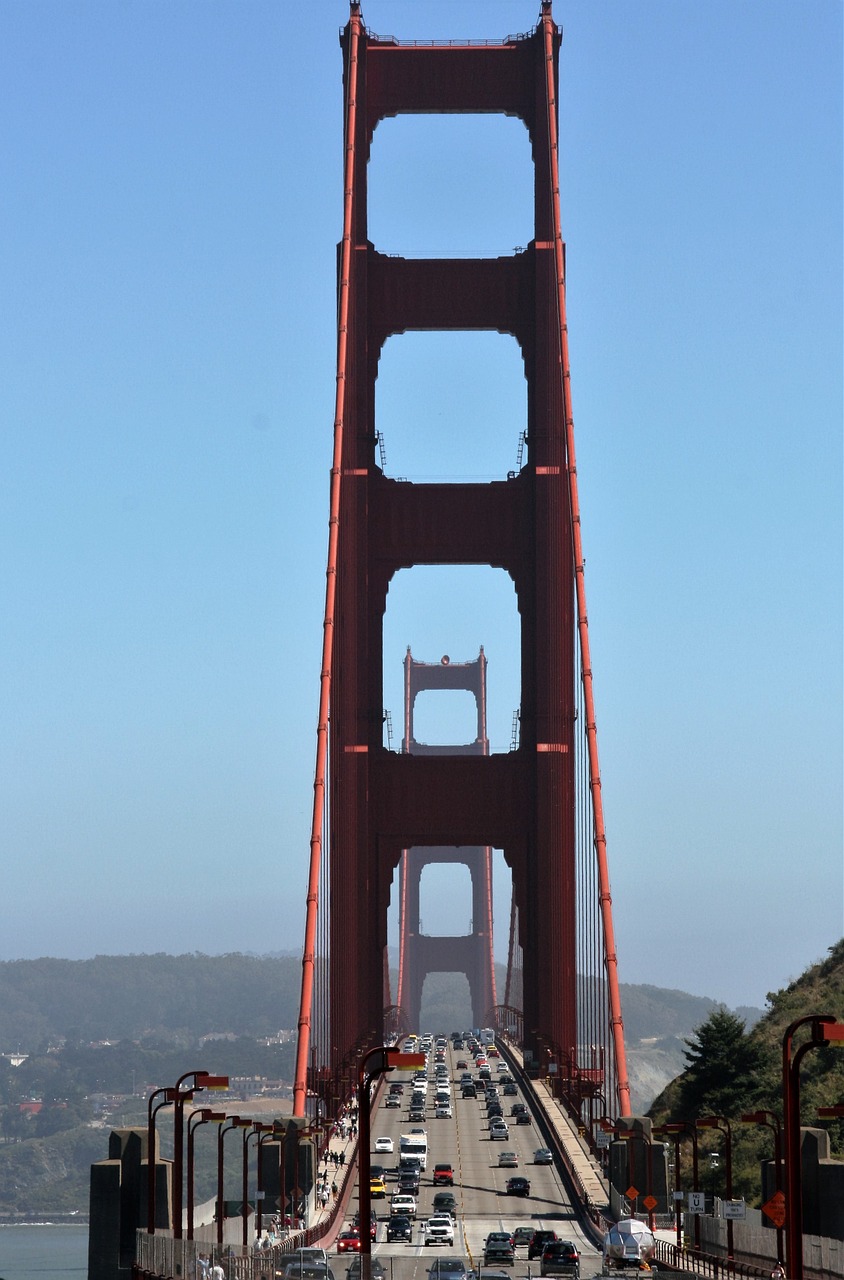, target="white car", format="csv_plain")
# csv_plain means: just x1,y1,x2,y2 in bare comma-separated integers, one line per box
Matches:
489,1120,509,1140
435,1103,452,1119
374,1136,394,1153
424,1215,455,1246
390,1194,417,1218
